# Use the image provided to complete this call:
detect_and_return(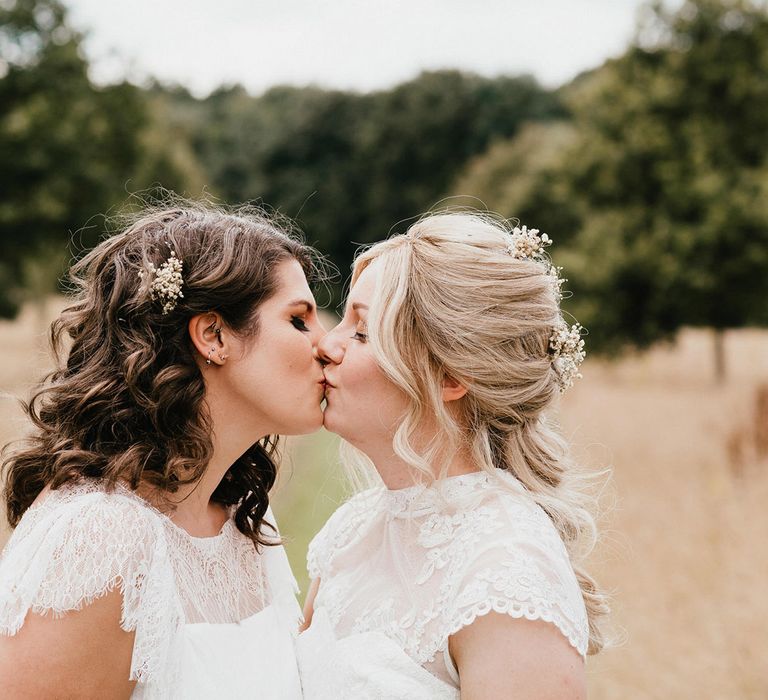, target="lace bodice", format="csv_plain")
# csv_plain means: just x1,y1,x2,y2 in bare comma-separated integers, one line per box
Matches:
299,470,588,697
0,480,302,699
